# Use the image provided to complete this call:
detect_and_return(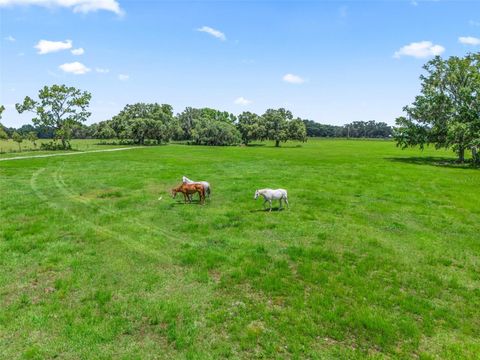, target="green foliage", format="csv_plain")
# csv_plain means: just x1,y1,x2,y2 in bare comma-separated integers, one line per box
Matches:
109,103,179,144
12,131,23,151
15,84,91,149
237,111,266,145
288,118,307,142
0,125,8,140
262,108,307,146
395,53,480,163
176,107,237,142
191,118,241,146
94,121,116,139
26,131,38,147
0,106,9,140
